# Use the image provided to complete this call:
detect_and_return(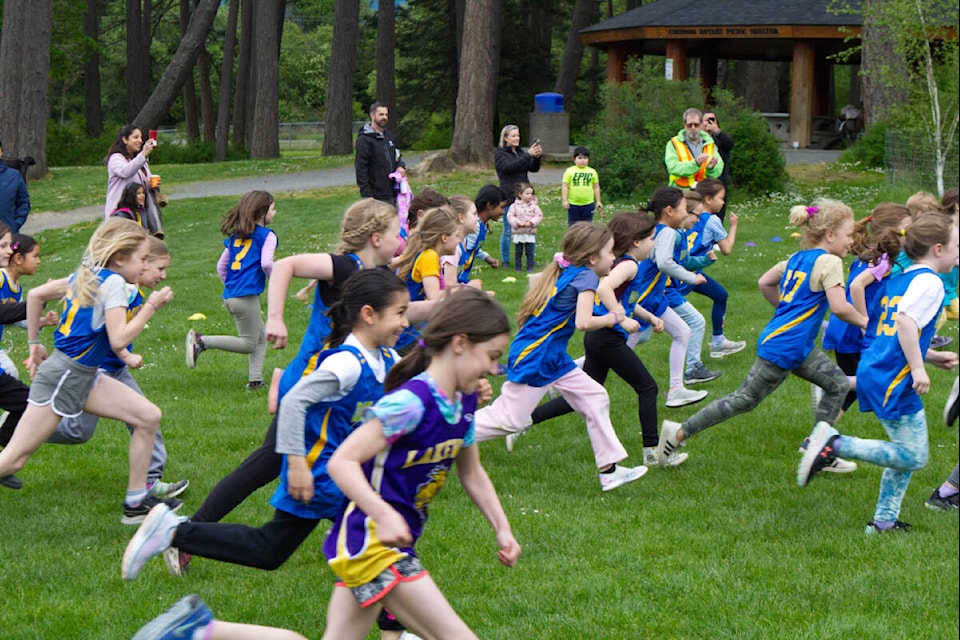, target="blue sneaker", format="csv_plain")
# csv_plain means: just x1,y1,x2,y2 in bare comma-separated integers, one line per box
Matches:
133,595,213,640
